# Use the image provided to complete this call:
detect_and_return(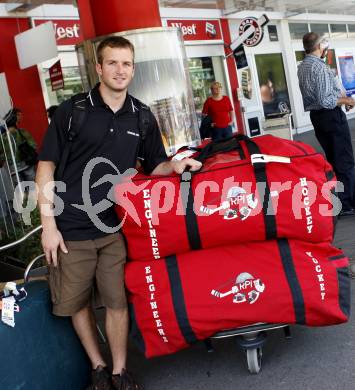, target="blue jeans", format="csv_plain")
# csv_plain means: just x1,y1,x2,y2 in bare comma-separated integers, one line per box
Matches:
211,125,233,141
